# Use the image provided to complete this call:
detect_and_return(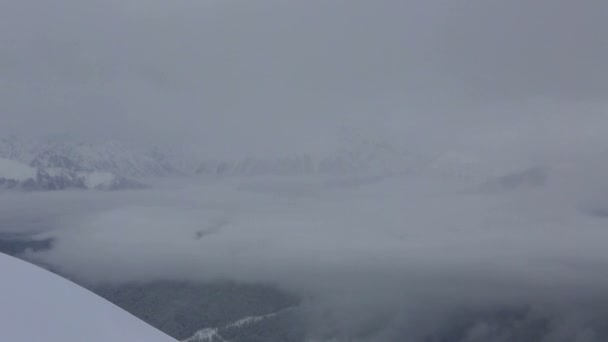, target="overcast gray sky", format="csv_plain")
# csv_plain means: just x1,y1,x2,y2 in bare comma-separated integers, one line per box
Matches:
2,0,608,157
